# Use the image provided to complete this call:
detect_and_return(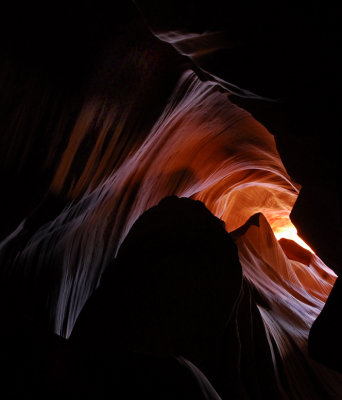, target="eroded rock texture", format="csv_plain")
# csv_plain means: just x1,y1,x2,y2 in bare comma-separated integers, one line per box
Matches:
1,1,342,399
